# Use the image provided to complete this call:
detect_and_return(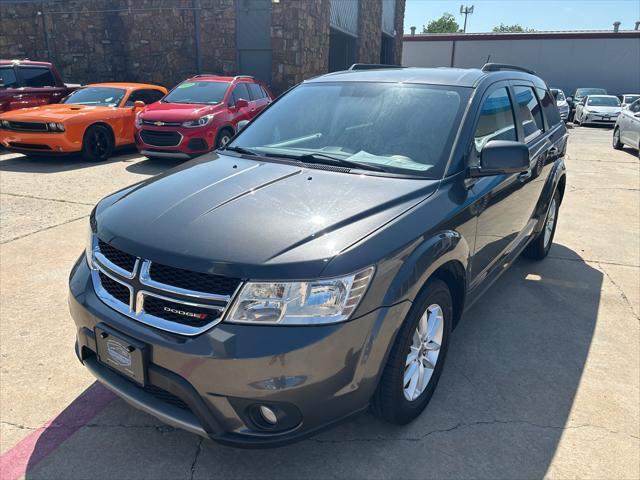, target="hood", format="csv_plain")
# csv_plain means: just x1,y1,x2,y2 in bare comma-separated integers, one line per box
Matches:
140,102,222,122
584,105,621,113
0,103,112,122
96,153,439,279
